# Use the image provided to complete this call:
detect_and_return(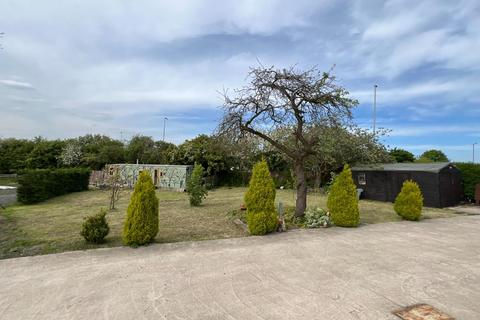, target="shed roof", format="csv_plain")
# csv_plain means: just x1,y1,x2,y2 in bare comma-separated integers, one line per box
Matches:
351,162,454,173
